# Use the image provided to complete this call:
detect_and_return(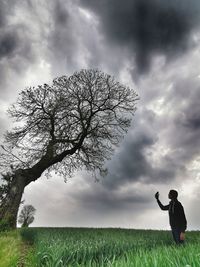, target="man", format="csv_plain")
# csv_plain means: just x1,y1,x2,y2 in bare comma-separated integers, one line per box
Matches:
155,190,187,244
